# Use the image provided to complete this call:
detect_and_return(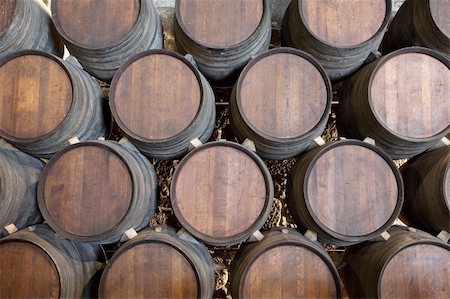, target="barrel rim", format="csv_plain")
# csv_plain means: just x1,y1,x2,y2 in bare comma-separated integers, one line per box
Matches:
303,139,404,242
235,47,332,141
109,49,205,143
235,229,342,298
98,229,203,298
0,50,75,143
37,141,136,242
50,0,144,50
0,0,18,38
175,0,270,50
368,46,450,142
170,140,274,246
296,0,392,49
